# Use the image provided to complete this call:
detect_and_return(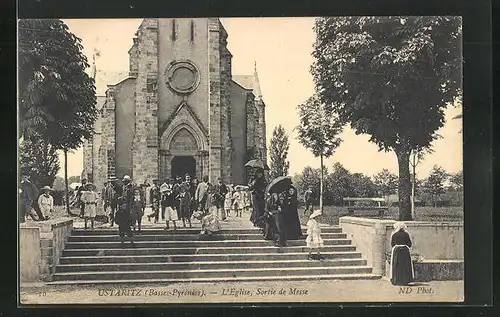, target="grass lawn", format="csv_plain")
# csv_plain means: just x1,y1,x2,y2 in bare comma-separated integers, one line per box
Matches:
298,205,463,226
